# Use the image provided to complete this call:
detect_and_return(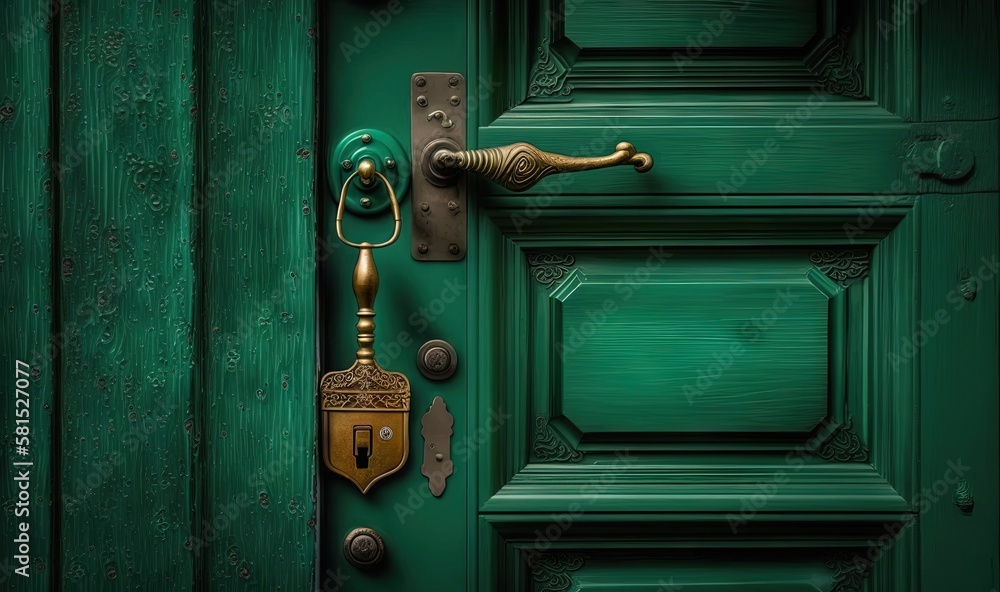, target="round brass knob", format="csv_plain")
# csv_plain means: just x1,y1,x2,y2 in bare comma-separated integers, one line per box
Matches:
343,527,385,569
